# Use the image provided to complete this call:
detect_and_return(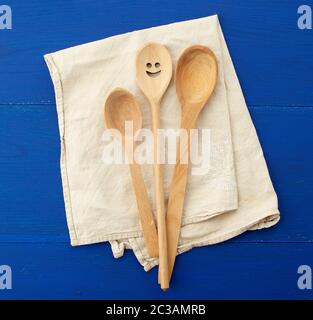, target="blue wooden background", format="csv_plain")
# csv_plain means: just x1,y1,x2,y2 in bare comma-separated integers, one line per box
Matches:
0,0,312,300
